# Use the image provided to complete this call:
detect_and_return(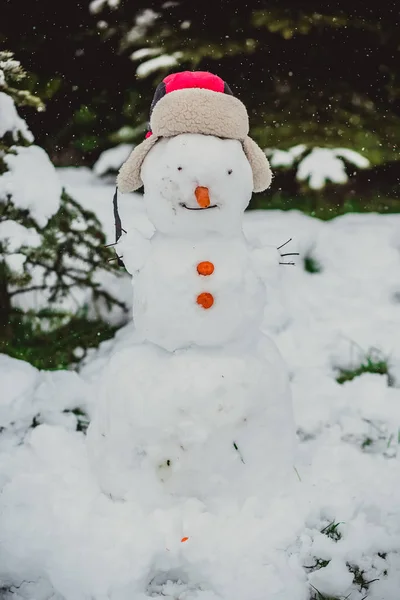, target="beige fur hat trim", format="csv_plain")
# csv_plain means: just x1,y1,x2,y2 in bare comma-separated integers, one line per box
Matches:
117,84,271,194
